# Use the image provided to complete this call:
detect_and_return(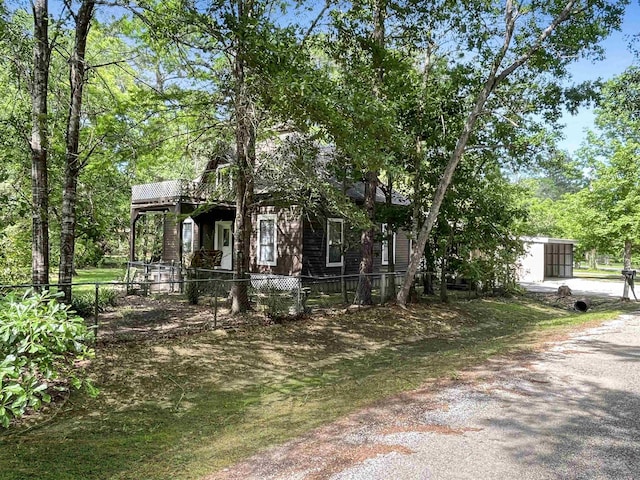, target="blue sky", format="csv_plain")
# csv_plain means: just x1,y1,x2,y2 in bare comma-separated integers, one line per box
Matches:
558,1,639,154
